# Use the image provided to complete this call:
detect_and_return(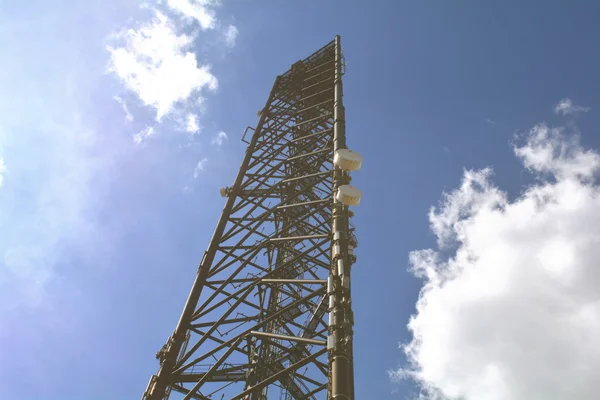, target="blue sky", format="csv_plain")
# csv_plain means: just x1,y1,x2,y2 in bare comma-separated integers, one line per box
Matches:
2,1,600,399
